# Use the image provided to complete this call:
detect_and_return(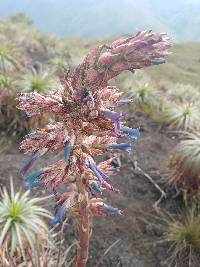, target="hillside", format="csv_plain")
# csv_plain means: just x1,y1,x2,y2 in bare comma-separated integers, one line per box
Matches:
0,0,200,41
